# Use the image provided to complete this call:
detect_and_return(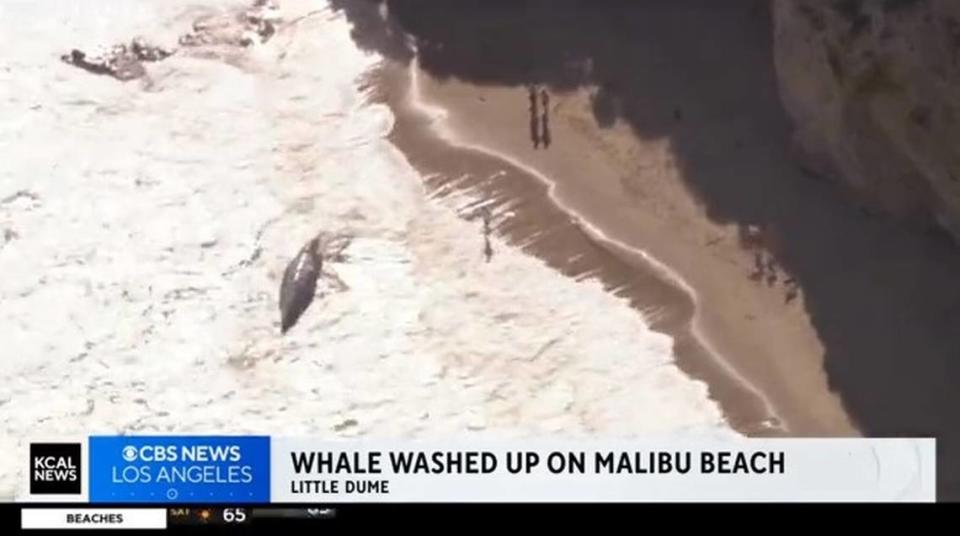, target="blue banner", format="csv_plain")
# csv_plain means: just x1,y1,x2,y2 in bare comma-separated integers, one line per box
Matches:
88,436,270,503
